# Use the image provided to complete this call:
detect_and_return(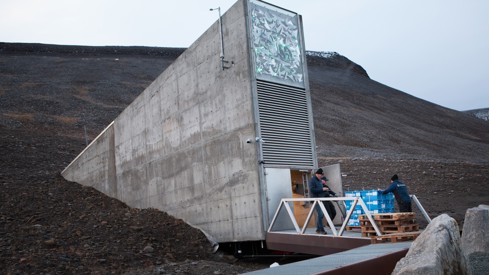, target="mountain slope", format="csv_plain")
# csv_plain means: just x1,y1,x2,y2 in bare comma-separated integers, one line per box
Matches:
2,42,487,164
1,42,488,274
465,108,489,121
306,54,489,163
